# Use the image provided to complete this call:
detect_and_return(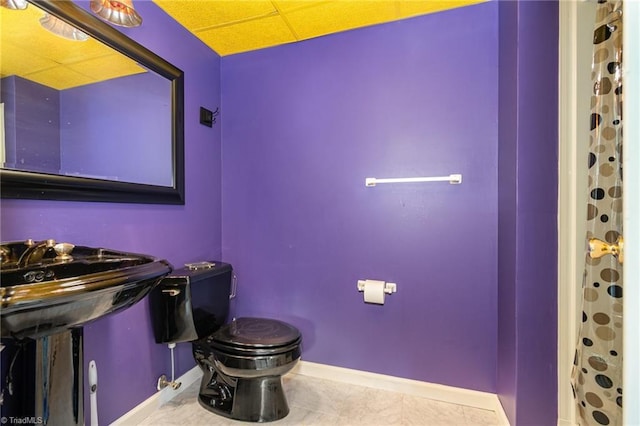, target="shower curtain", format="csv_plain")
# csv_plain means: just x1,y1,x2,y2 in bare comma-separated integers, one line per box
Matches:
571,1,624,425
